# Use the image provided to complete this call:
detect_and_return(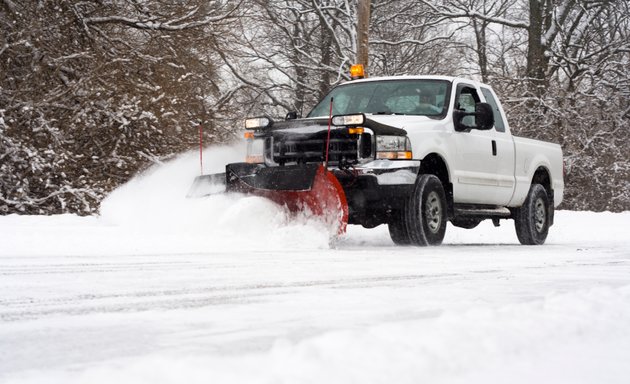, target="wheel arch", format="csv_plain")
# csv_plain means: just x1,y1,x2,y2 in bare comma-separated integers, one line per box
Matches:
531,166,552,195
510,154,555,208
418,153,453,217
529,165,556,227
